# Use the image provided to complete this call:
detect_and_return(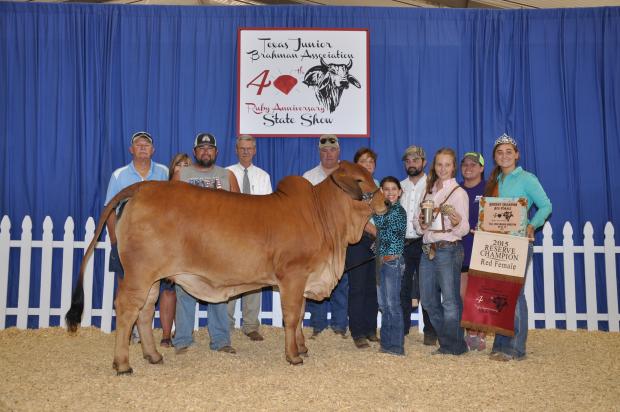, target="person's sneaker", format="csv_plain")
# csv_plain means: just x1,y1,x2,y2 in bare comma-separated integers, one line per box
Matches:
465,335,480,351
131,326,140,344
367,334,380,343
489,352,512,362
423,334,438,346
216,345,237,354
245,331,264,341
477,337,487,351
175,345,194,355
431,348,449,355
353,338,370,349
